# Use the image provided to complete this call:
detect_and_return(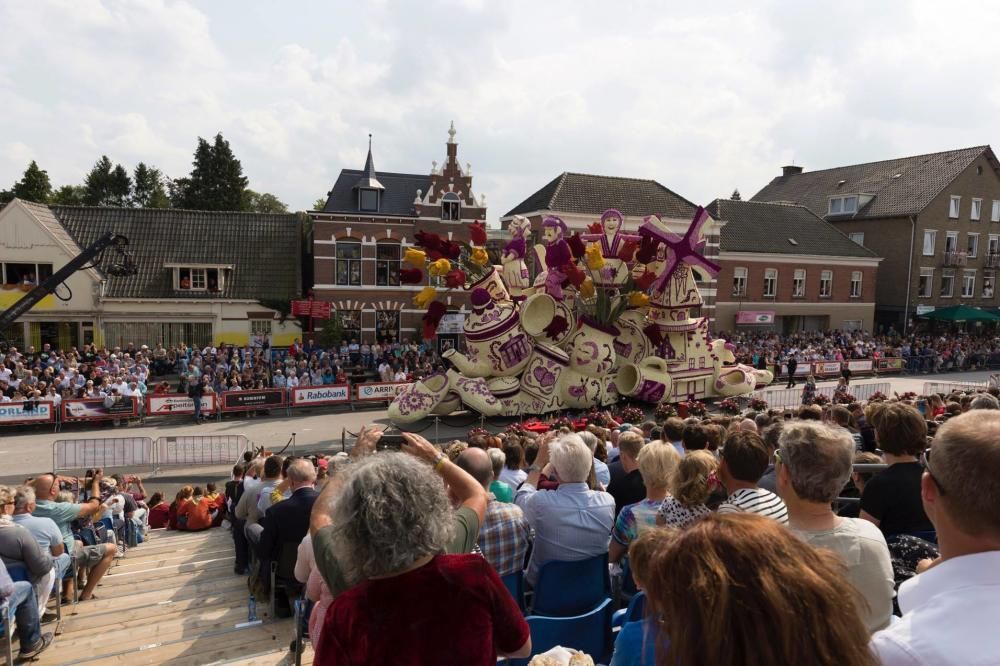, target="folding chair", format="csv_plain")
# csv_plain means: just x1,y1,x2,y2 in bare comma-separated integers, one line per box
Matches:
501,571,525,612
531,554,610,617
505,598,614,666
611,591,645,629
